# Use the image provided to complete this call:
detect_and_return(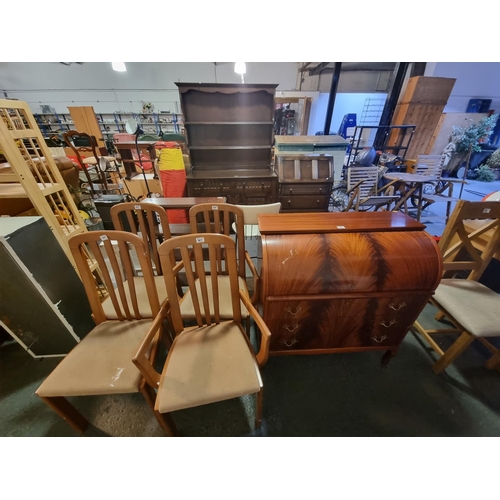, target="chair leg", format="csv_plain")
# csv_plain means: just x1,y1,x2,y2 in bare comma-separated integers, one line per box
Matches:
139,384,178,437
39,396,88,434
485,350,500,372
255,388,264,429
432,331,475,374
435,310,446,321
